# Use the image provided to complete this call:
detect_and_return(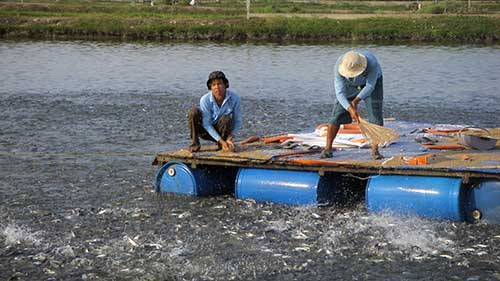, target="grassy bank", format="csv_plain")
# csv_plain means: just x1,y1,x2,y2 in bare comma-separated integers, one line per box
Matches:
0,2,499,43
